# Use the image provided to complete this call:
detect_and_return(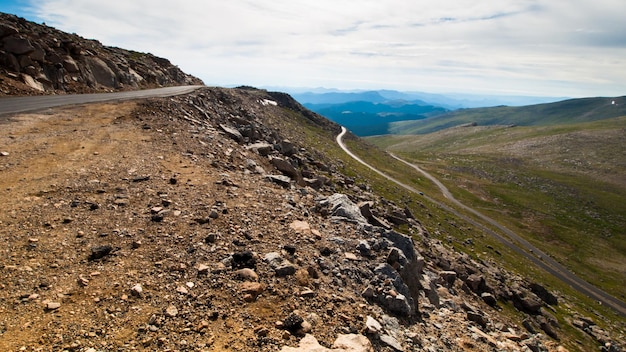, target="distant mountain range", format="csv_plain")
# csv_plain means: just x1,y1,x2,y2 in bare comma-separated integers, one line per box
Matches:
389,95,626,135
282,89,568,136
